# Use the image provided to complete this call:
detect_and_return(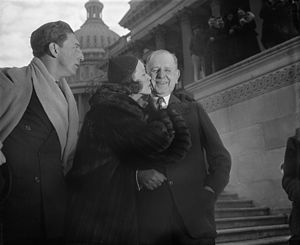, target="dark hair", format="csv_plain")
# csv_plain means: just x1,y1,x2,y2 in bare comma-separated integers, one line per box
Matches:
107,55,144,94
30,20,74,58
